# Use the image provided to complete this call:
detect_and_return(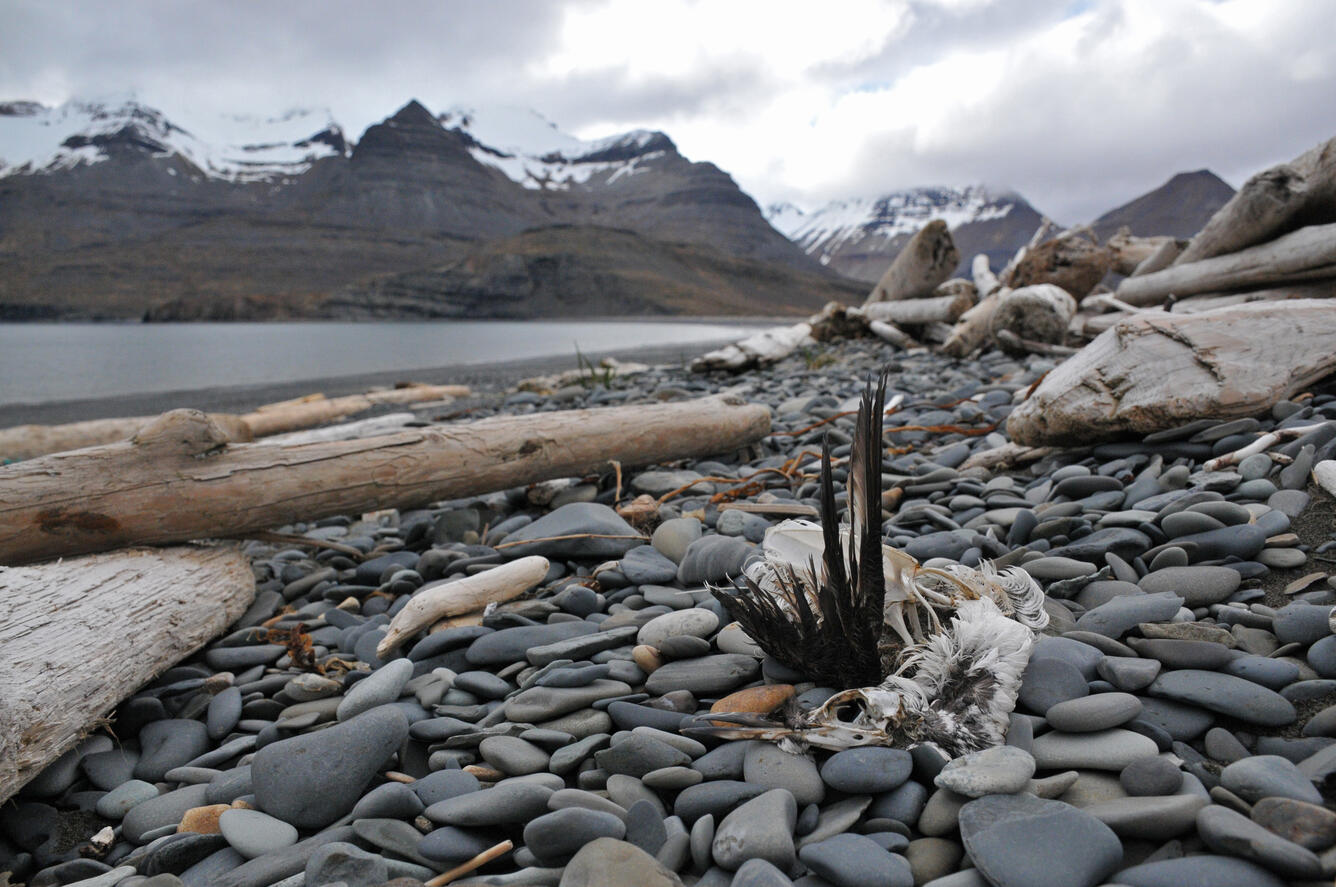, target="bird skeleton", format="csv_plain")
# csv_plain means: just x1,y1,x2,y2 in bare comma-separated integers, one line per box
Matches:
703,374,1047,758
